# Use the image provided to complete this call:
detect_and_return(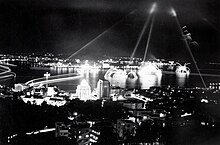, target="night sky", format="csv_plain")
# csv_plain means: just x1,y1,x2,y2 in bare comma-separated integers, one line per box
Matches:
0,0,219,61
